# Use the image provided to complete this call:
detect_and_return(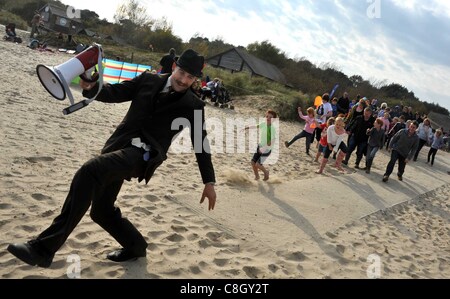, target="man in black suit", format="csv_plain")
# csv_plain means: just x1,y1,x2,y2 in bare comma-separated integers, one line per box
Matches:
8,49,216,268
